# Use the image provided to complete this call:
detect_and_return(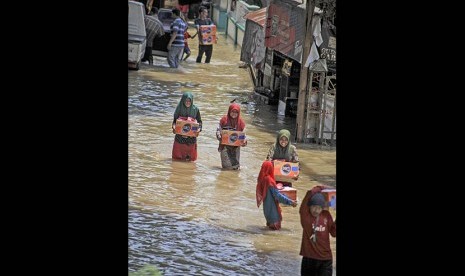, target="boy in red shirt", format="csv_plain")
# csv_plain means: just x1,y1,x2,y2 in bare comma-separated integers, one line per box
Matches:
299,187,336,276
182,28,197,61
